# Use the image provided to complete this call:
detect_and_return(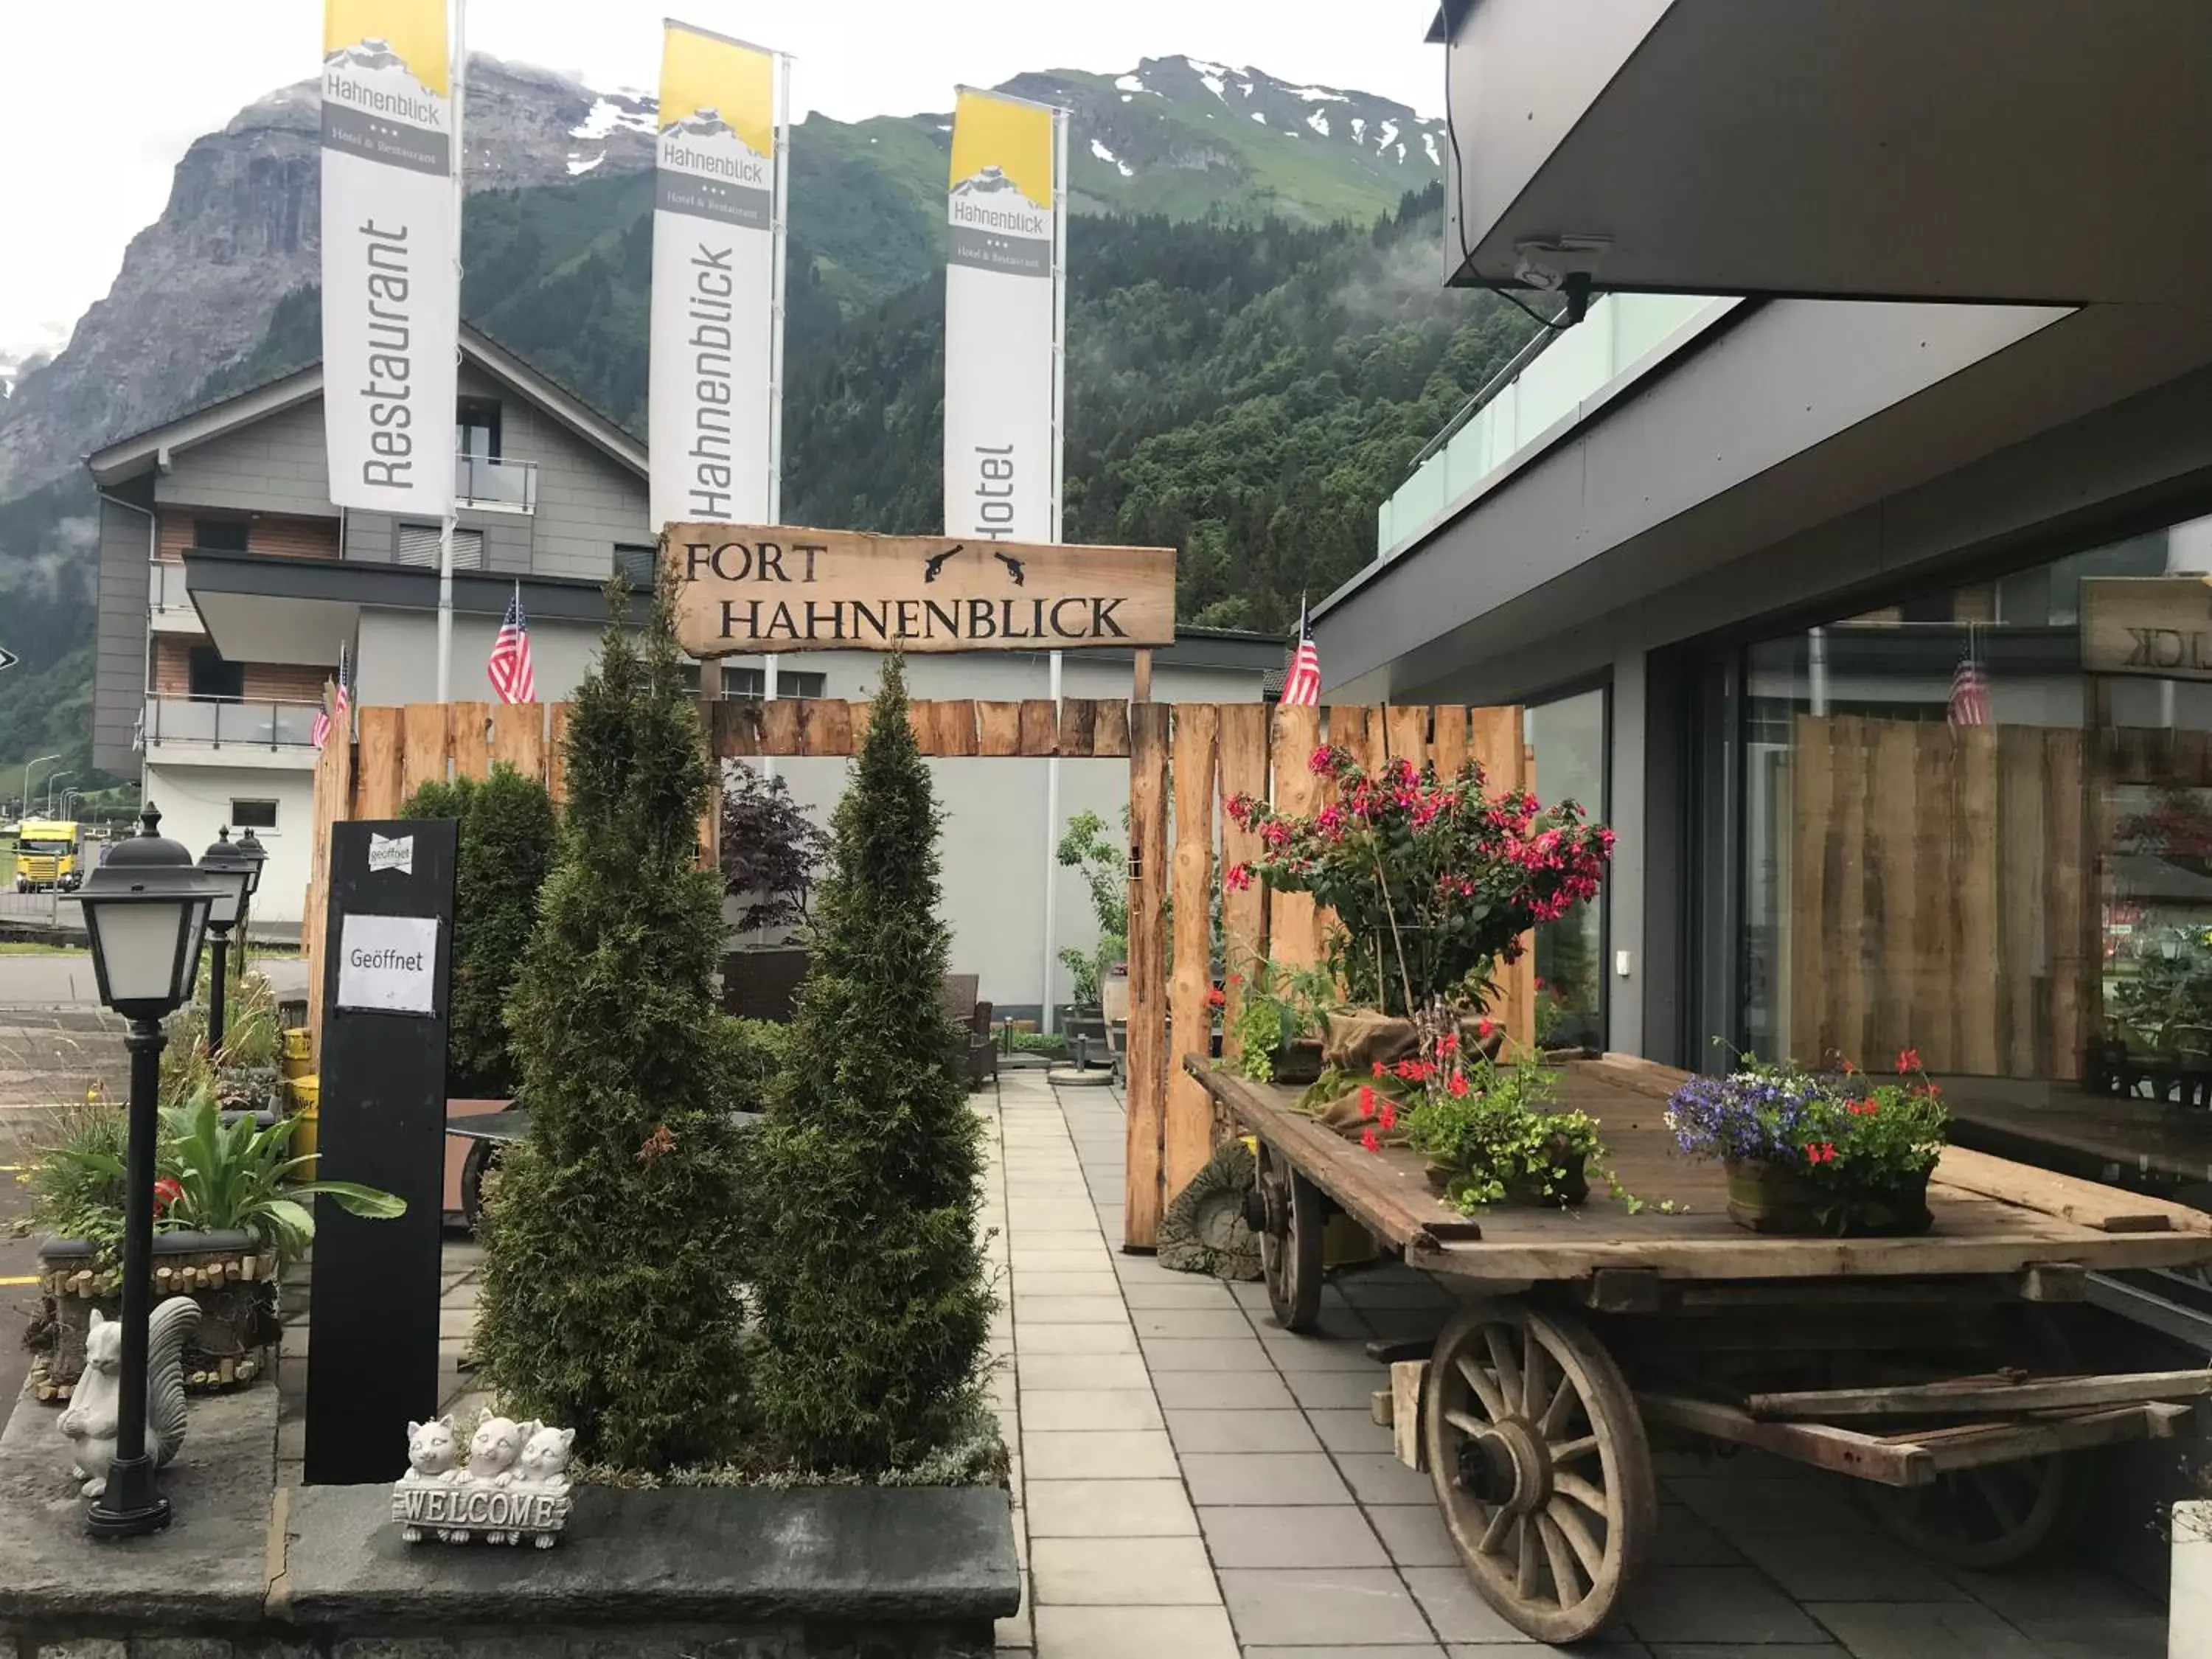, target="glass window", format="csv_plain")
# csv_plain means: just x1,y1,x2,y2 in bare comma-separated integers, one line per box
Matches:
229,799,279,830
1526,687,1608,1052
681,663,827,700
613,545,657,589
456,397,501,459
194,518,250,552
1735,510,2212,1207
188,646,244,701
